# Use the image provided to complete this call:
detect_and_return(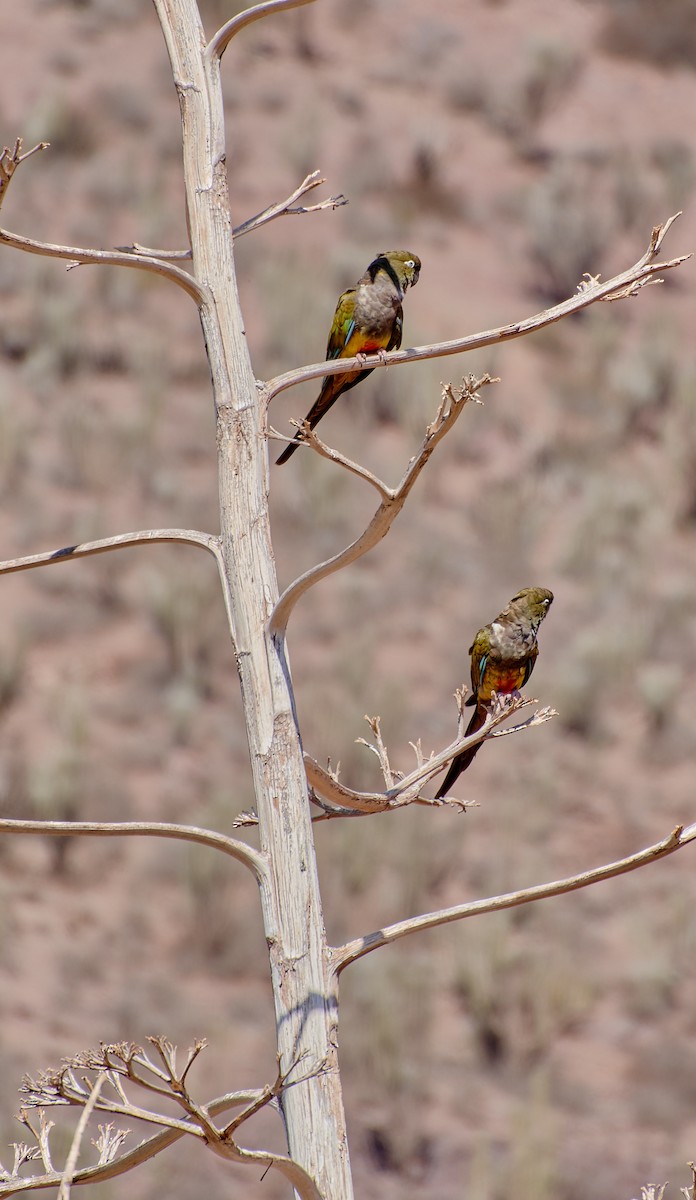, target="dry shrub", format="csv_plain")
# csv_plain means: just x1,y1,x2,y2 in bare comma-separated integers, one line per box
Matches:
598,0,696,69
445,39,583,152
527,157,615,304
